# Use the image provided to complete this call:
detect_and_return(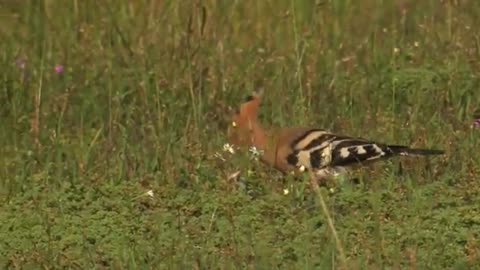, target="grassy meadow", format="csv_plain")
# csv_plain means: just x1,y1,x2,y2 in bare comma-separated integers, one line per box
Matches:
1,0,480,268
